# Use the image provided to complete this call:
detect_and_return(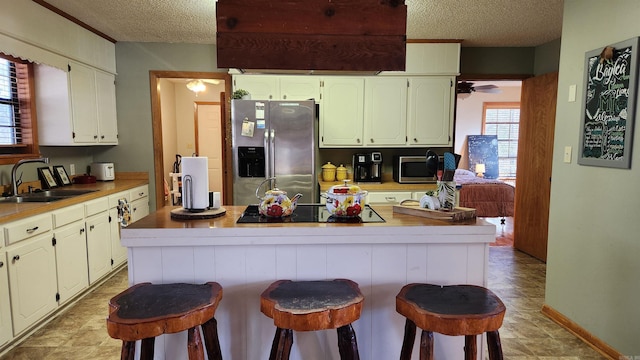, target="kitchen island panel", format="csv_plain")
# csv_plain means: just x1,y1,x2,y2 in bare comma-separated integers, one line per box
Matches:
122,206,493,359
